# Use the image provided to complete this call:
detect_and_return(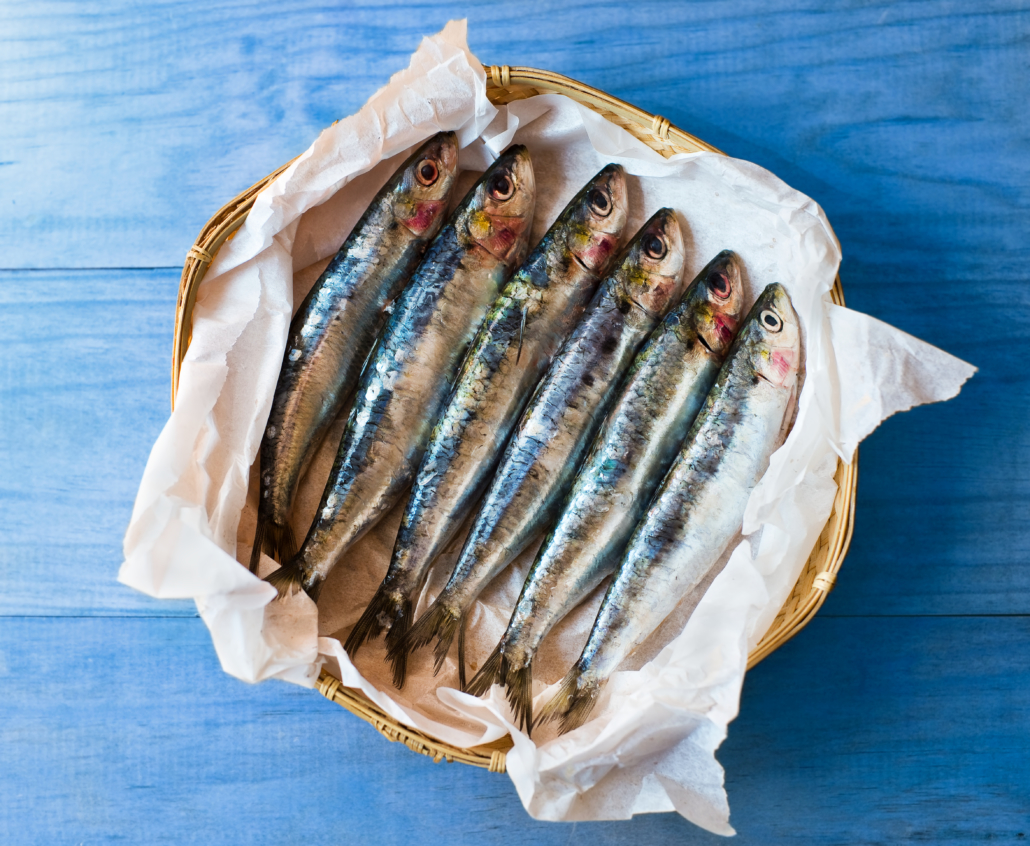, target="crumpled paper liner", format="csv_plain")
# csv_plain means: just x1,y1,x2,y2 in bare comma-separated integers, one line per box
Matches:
121,20,975,834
